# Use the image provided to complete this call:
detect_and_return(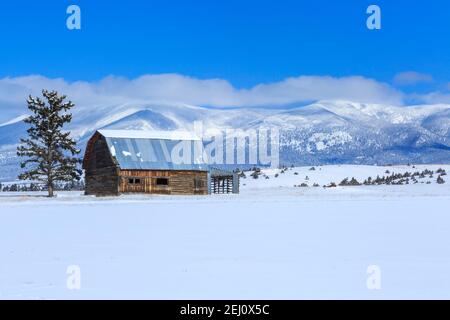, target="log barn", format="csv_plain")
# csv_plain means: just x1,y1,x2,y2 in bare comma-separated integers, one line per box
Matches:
82,130,239,196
